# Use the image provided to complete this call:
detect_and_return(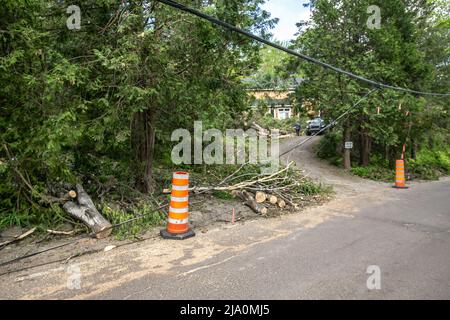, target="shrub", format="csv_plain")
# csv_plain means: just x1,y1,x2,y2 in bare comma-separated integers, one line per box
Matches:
317,132,342,164
351,166,393,182
409,149,450,180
